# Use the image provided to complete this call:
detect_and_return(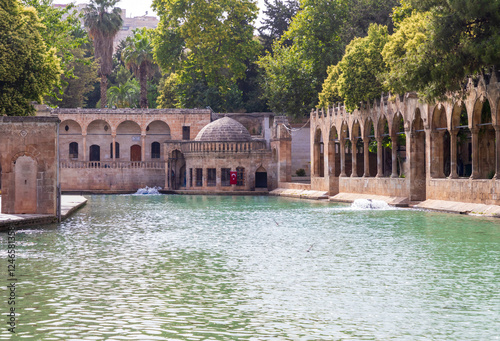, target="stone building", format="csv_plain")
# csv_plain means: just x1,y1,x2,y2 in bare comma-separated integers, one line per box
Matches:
37,107,292,193
310,71,500,205
0,117,60,215
163,116,289,192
